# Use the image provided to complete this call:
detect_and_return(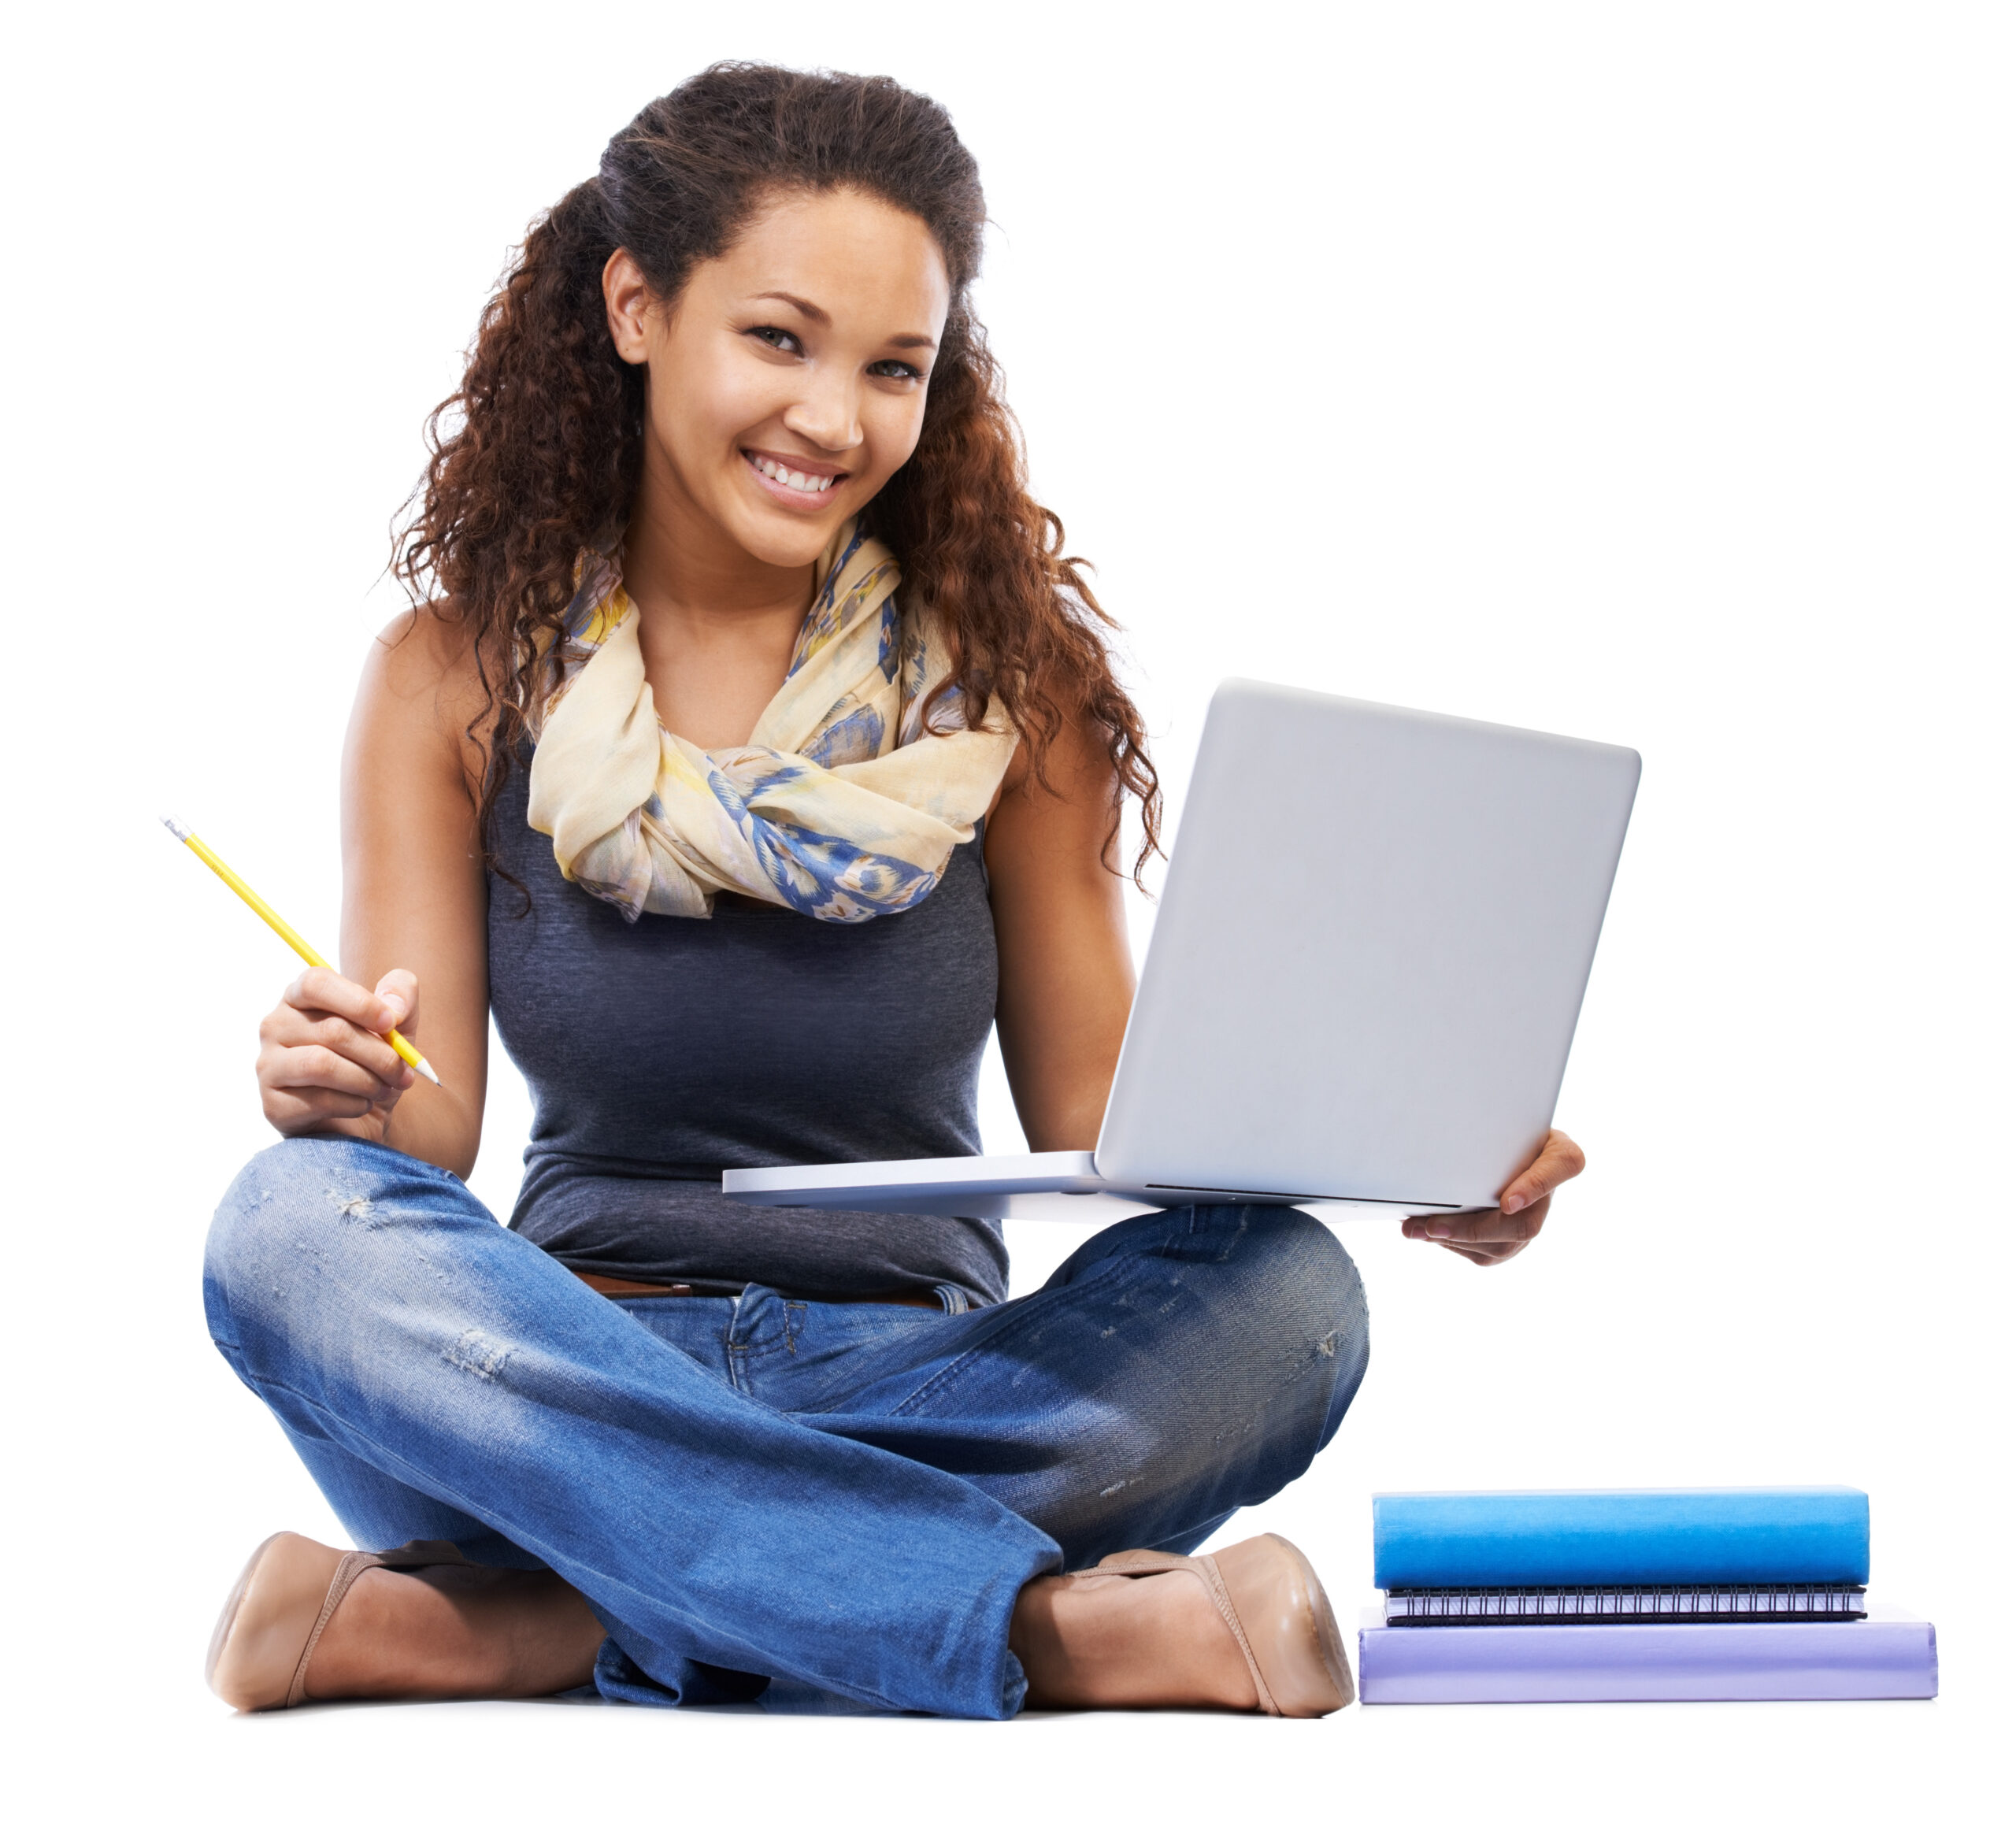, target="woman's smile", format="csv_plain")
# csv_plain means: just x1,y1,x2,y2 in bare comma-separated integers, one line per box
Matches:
742,446,848,508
